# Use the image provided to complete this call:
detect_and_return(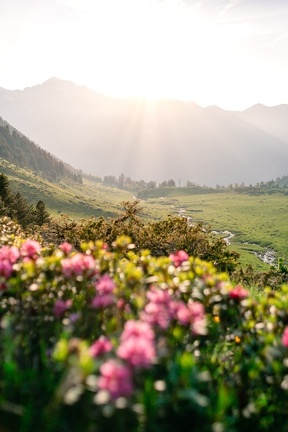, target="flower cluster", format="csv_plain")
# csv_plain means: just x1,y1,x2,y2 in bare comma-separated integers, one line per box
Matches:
91,274,116,308
117,320,156,368
2,233,288,431
61,253,96,278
